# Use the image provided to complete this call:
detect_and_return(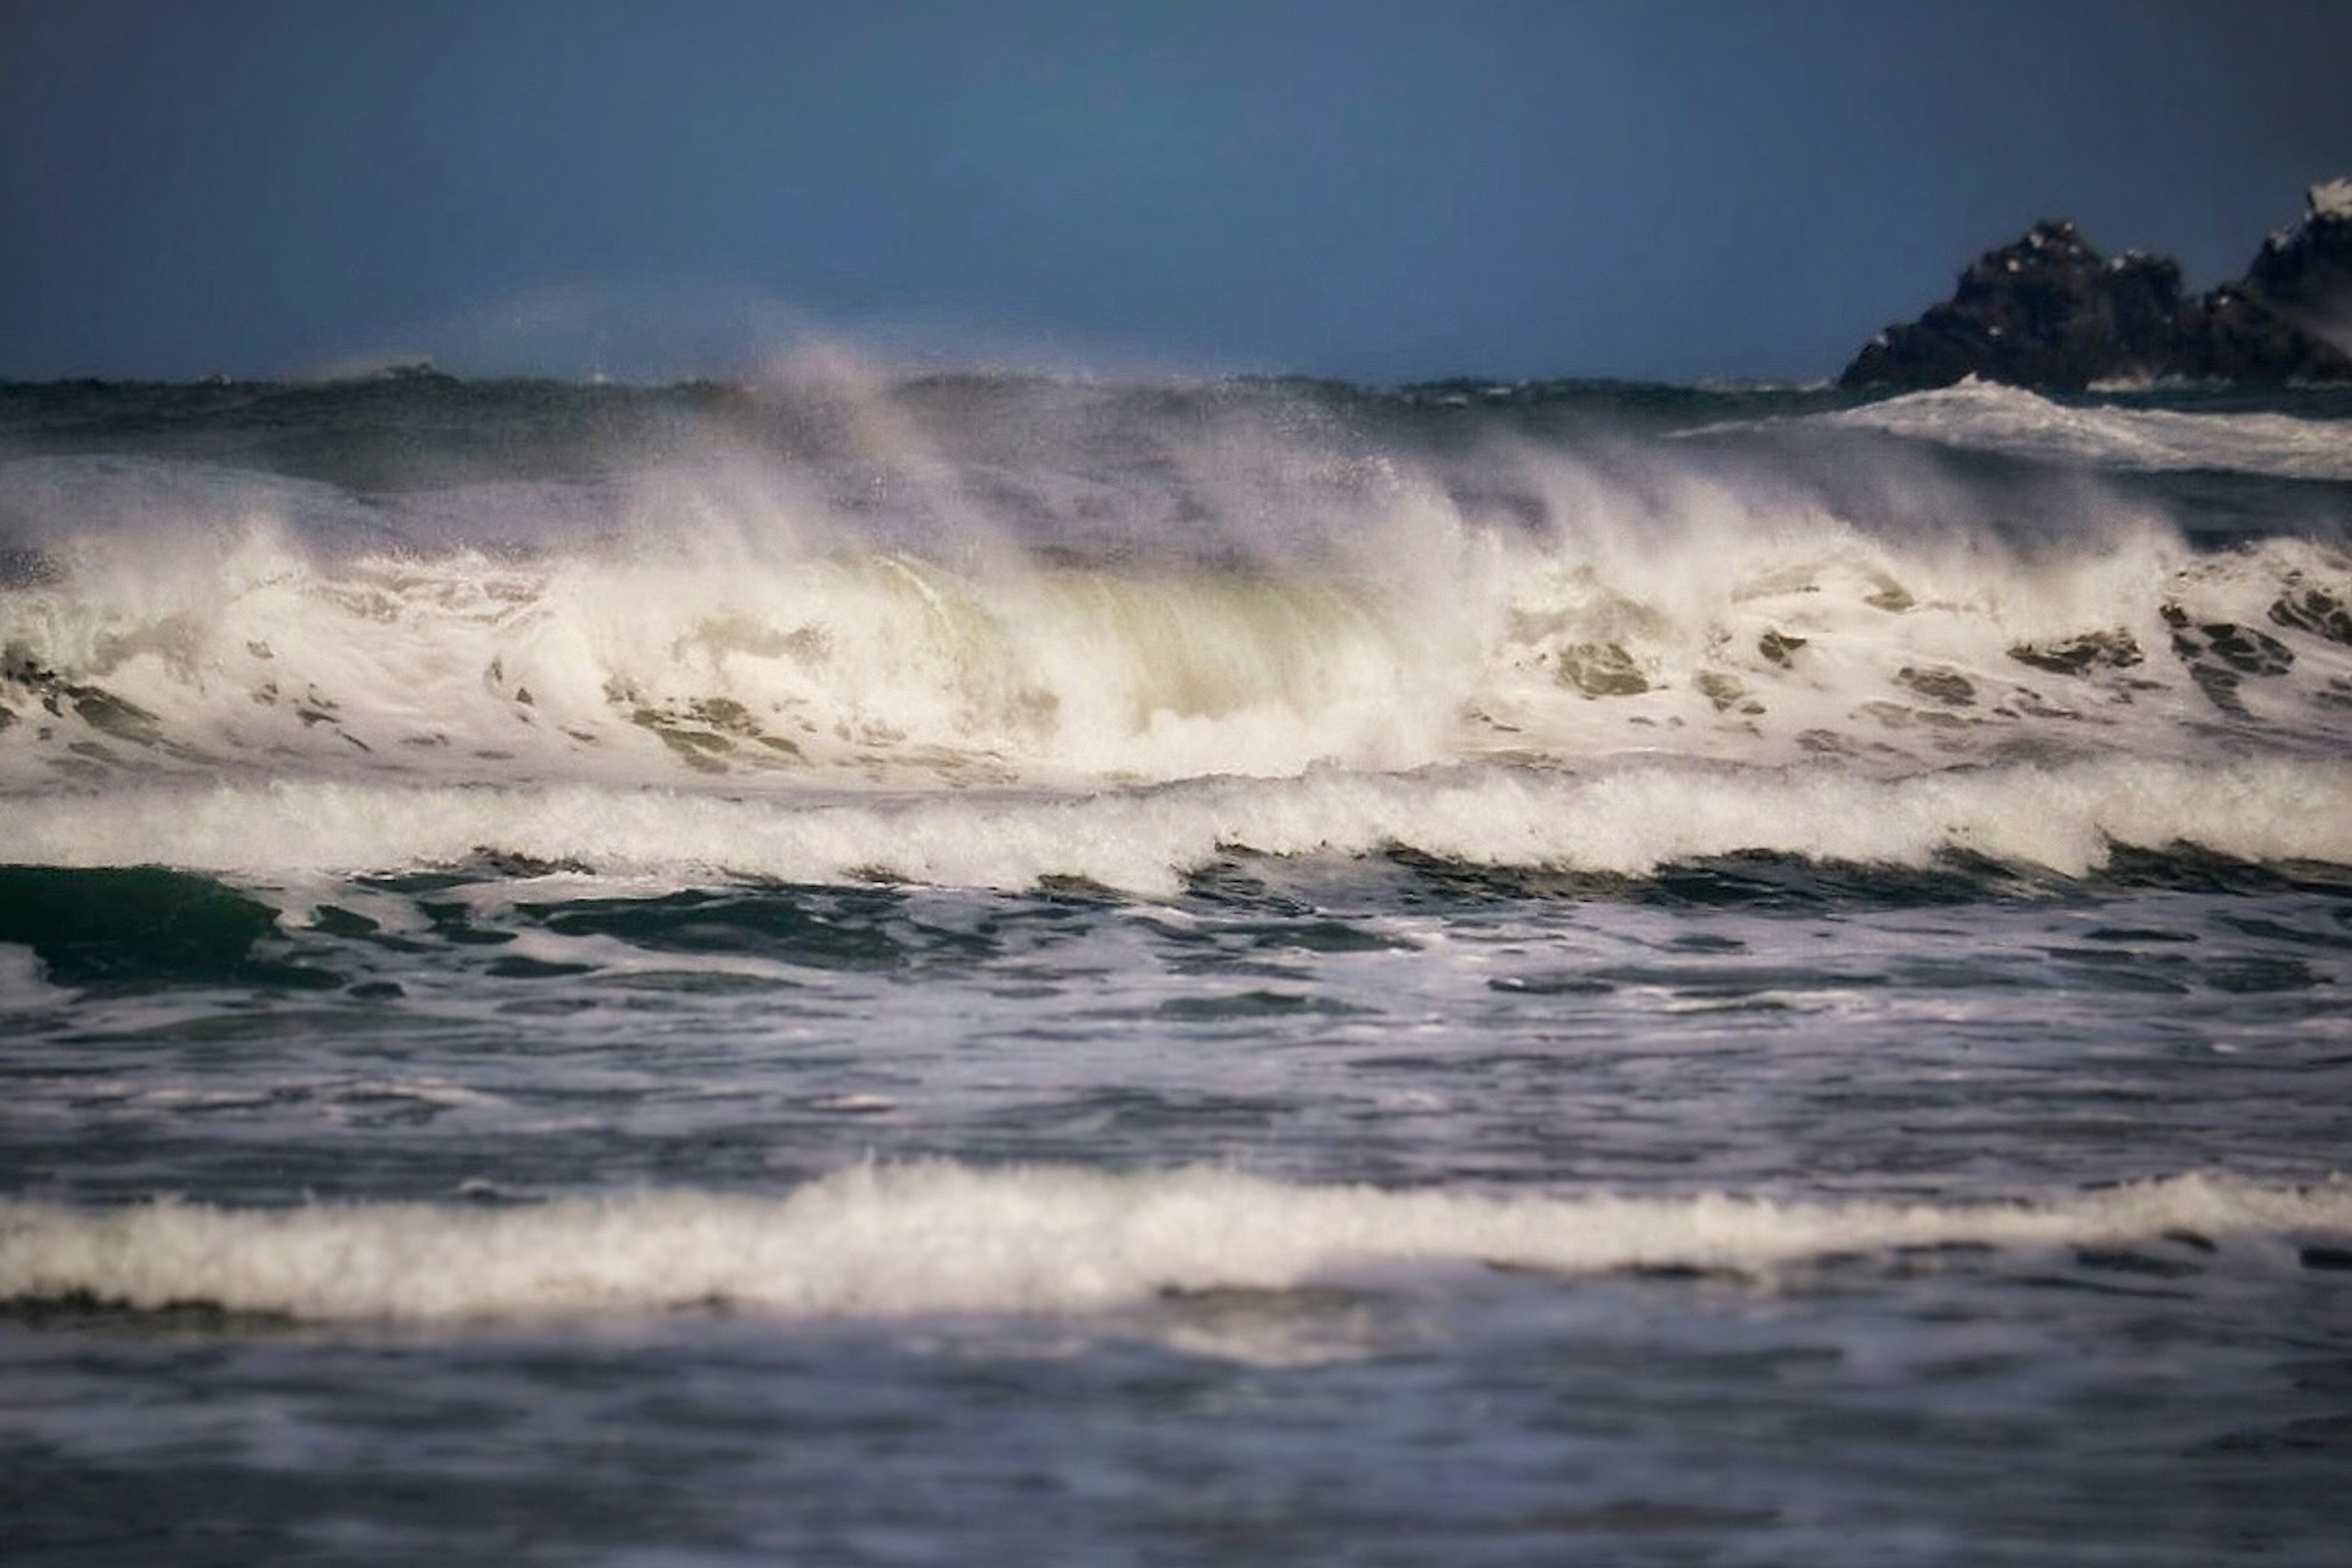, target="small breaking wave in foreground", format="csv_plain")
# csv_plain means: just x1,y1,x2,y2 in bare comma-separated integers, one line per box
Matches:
6,1164,2346,1325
